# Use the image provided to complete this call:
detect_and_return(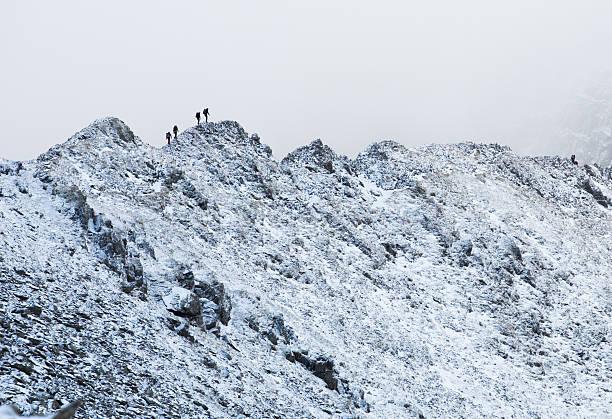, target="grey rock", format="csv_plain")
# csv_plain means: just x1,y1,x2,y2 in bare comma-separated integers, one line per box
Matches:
162,287,201,317
193,277,231,326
